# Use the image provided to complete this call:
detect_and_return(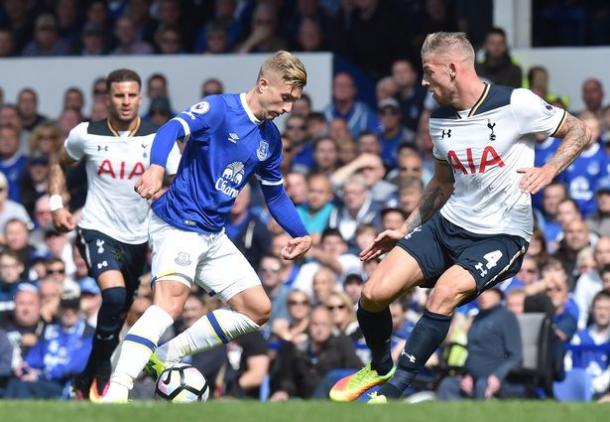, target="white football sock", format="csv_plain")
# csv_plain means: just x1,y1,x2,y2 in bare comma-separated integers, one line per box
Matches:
155,309,259,362
106,305,174,394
